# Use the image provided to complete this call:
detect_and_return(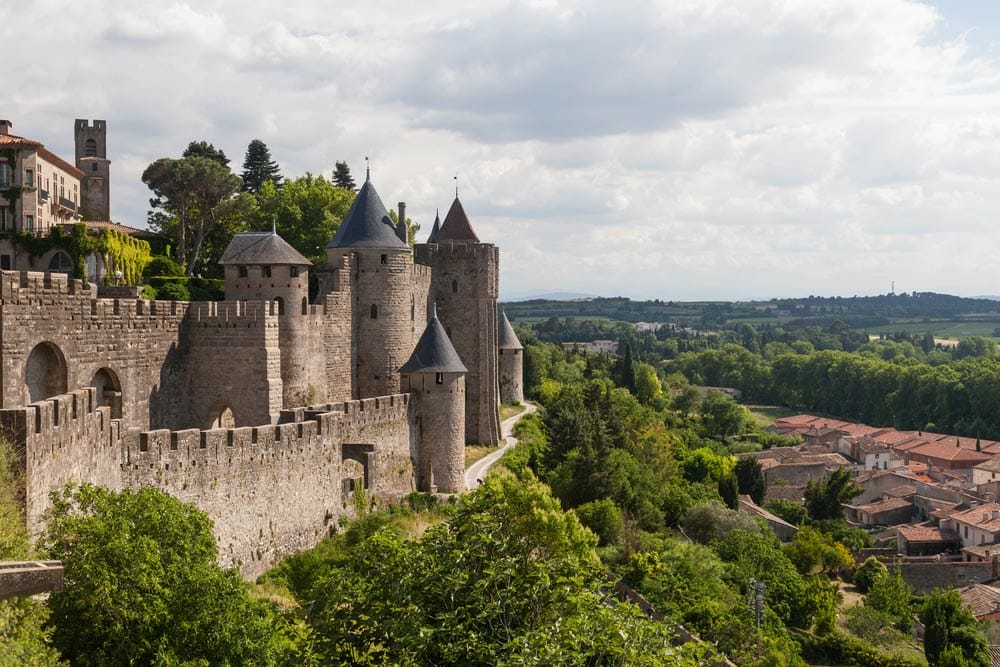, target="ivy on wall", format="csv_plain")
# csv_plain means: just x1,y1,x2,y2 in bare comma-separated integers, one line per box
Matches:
2,223,152,285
